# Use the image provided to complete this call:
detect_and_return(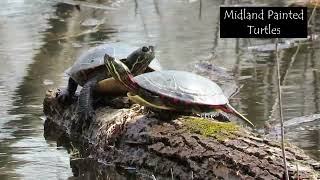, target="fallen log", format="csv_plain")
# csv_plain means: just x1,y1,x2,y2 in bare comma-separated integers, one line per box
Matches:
43,89,319,179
